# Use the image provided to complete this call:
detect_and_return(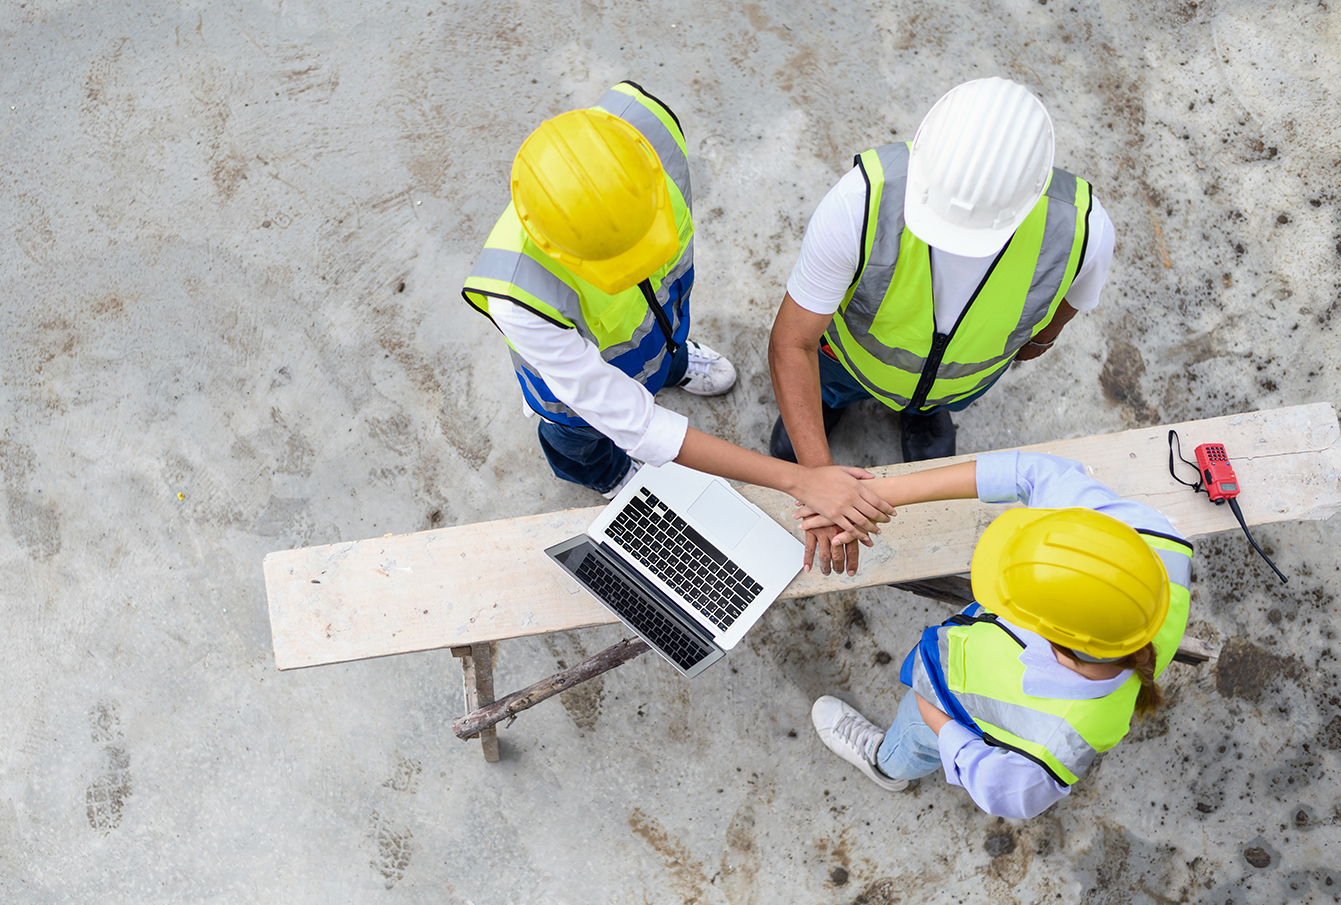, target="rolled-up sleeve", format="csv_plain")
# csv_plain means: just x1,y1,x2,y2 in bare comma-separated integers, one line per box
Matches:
974,450,1182,538
492,299,689,466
